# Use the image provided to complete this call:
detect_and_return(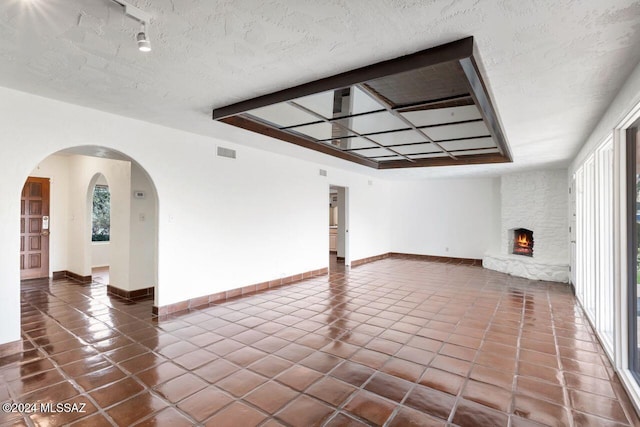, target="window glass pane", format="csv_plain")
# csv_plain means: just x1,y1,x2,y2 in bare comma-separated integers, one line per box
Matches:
92,185,110,242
